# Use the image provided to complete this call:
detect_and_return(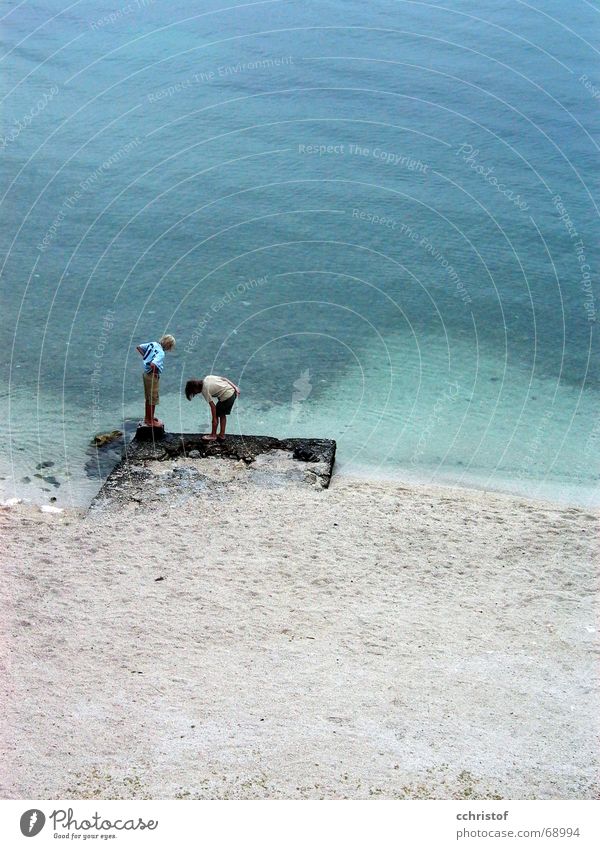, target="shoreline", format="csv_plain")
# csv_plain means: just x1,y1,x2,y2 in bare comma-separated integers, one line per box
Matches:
337,462,600,511
3,470,599,518
2,451,598,513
